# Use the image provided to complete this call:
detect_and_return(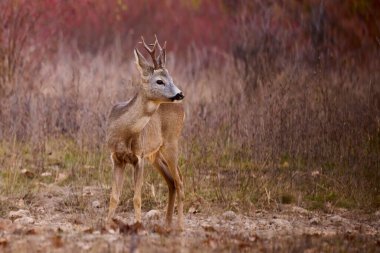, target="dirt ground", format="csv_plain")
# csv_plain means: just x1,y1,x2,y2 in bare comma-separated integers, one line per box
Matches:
0,184,379,253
